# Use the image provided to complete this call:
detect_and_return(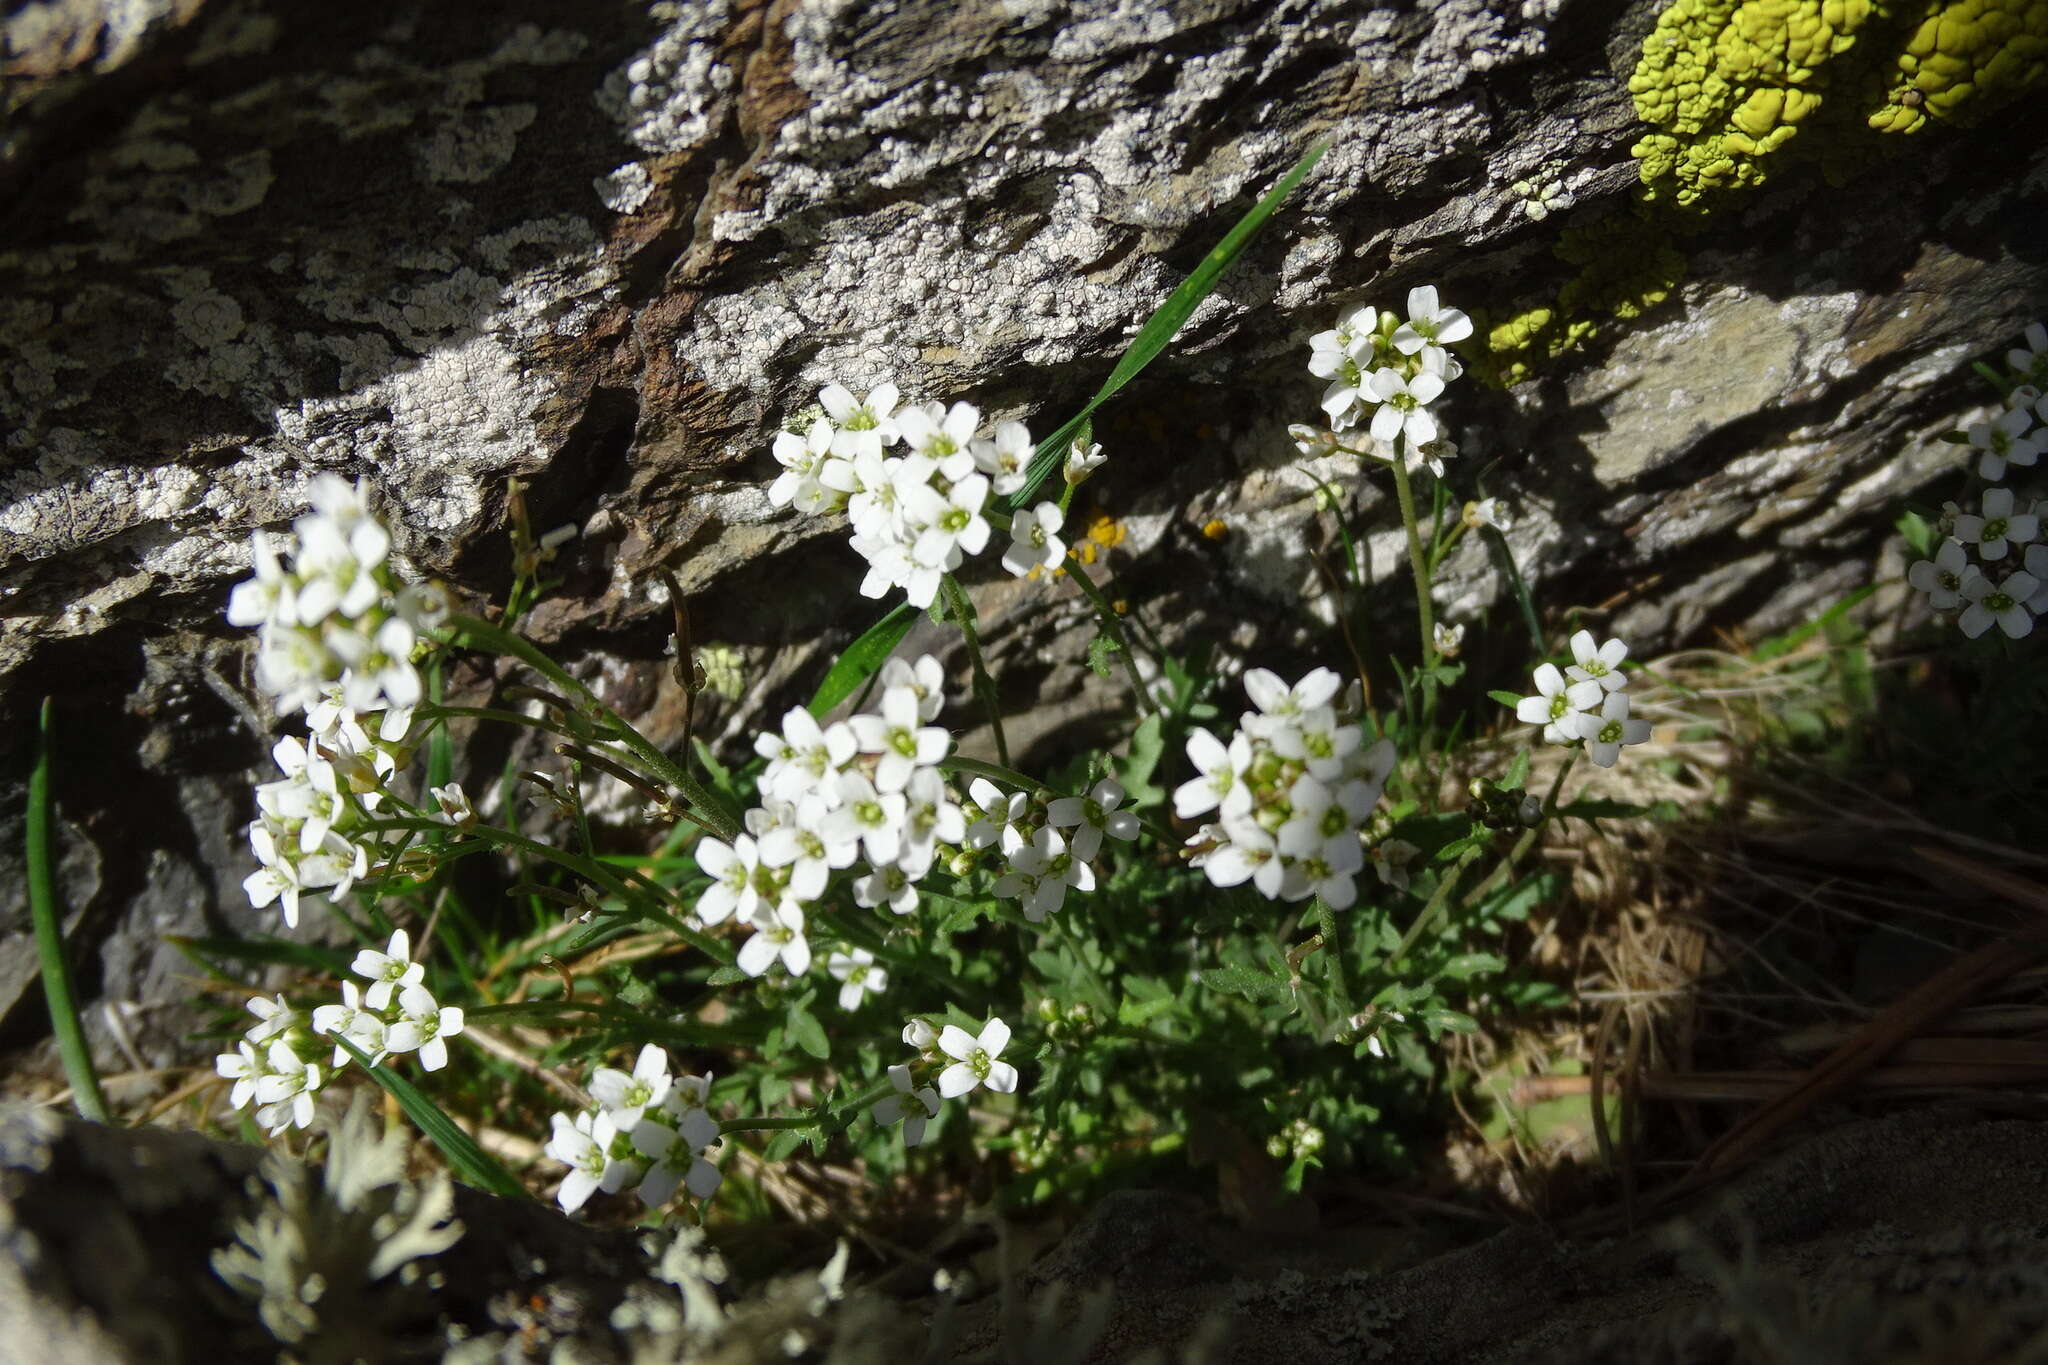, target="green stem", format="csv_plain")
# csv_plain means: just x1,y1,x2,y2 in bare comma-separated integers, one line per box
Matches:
447,614,741,841
1067,561,1157,715
28,700,109,1124
719,1115,815,1134
1387,440,1437,670
940,576,1010,768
